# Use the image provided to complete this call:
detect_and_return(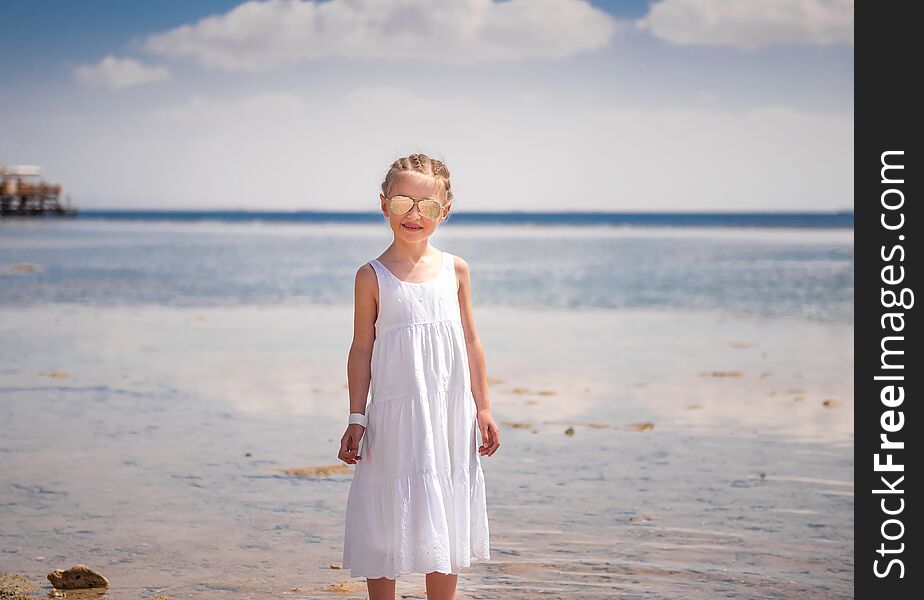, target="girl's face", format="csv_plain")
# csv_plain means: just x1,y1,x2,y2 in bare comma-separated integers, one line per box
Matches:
380,175,450,242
